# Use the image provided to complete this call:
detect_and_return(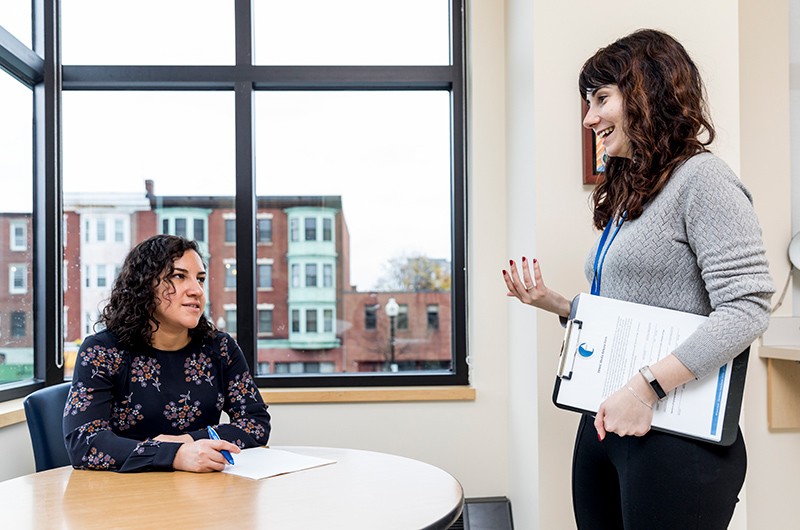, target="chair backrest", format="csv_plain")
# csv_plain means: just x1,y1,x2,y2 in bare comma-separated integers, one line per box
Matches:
23,382,72,472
